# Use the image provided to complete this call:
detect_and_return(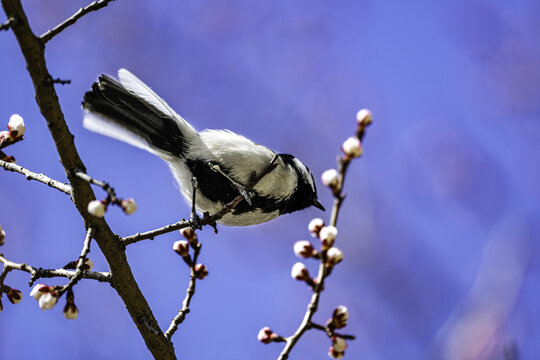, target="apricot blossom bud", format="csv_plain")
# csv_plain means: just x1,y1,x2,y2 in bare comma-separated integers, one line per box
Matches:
0,225,5,246
180,227,197,242
8,114,25,139
173,240,190,257
121,198,137,215
257,327,274,344
308,218,325,237
87,200,106,217
30,284,50,300
39,291,58,310
327,247,343,265
291,262,310,281
319,226,338,250
321,169,339,188
342,137,363,158
194,264,208,279
294,240,315,258
356,108,372,127
331,305,349,329
6,288,22,304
